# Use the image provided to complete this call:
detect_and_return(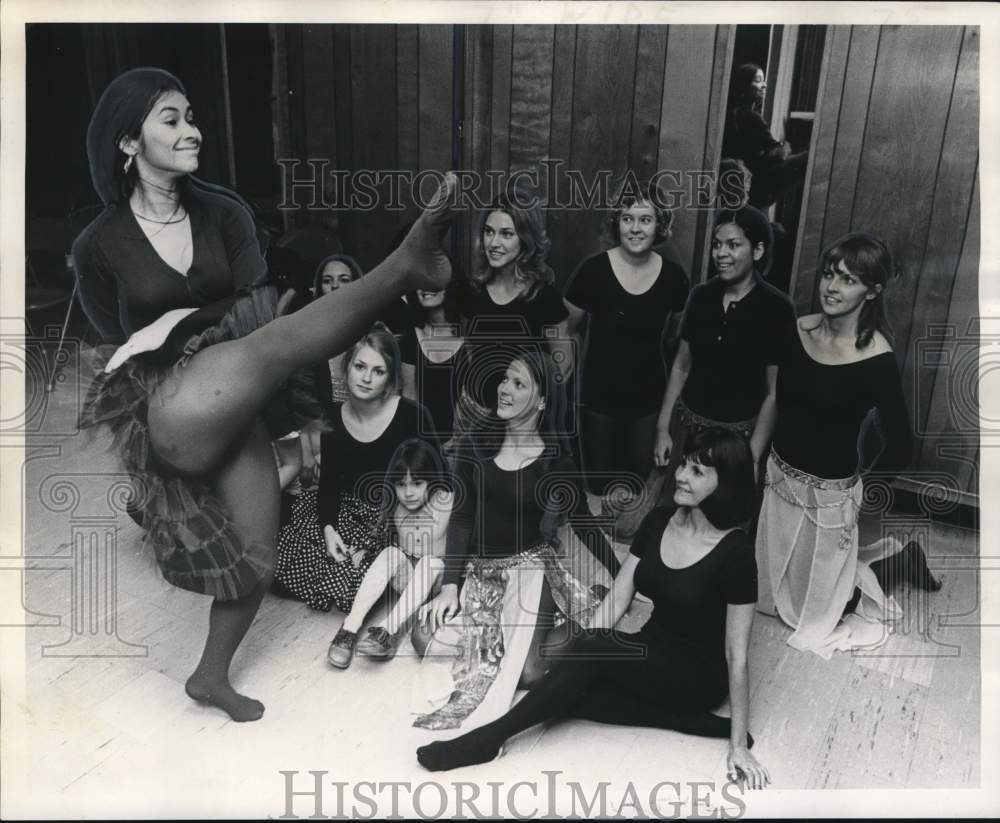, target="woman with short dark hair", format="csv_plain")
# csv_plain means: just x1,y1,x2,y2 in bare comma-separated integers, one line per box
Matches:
417,428,770,791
